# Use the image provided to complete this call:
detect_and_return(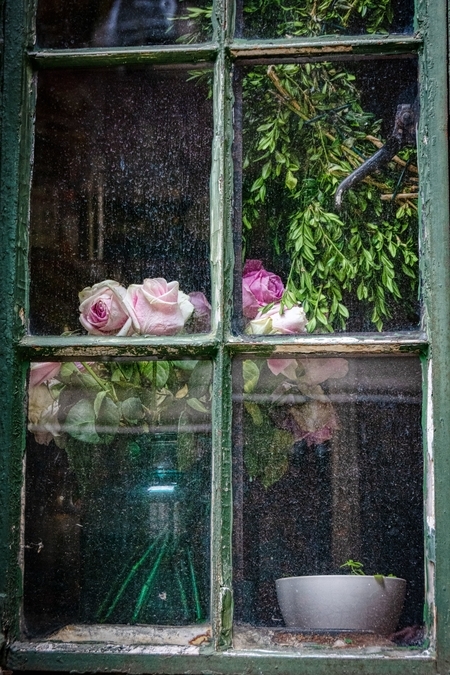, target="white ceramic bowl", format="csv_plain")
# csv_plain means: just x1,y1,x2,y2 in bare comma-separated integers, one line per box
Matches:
276,575,406,634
